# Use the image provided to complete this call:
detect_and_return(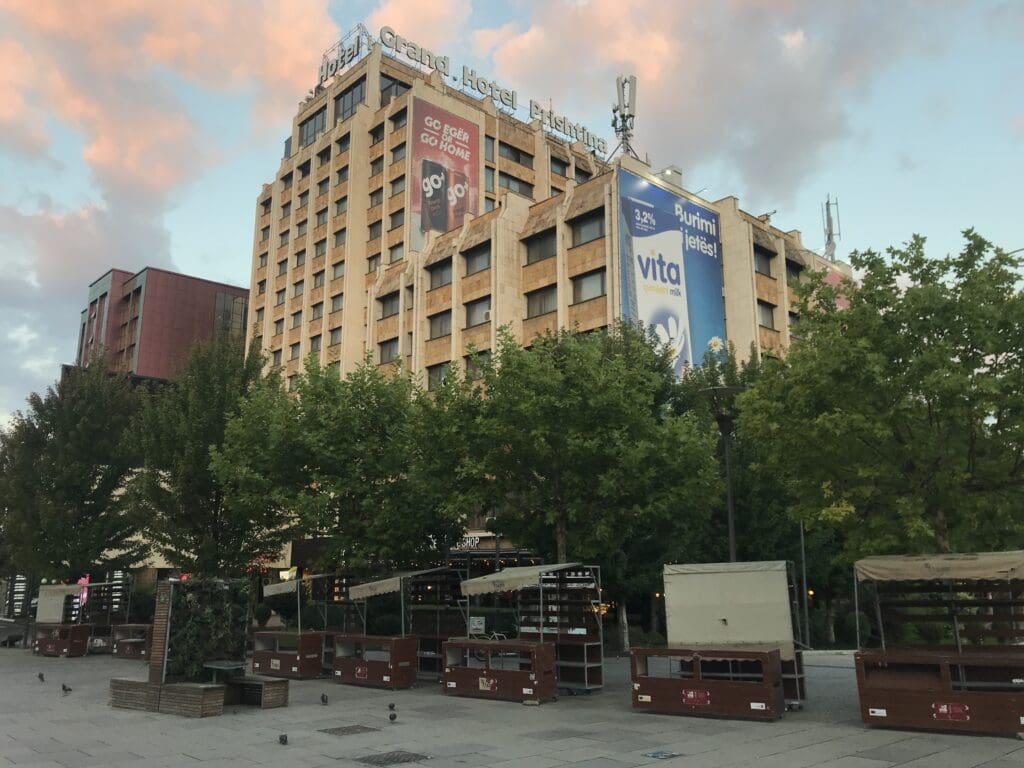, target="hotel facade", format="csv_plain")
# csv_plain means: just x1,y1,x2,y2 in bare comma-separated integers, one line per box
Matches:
246,28,850,390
